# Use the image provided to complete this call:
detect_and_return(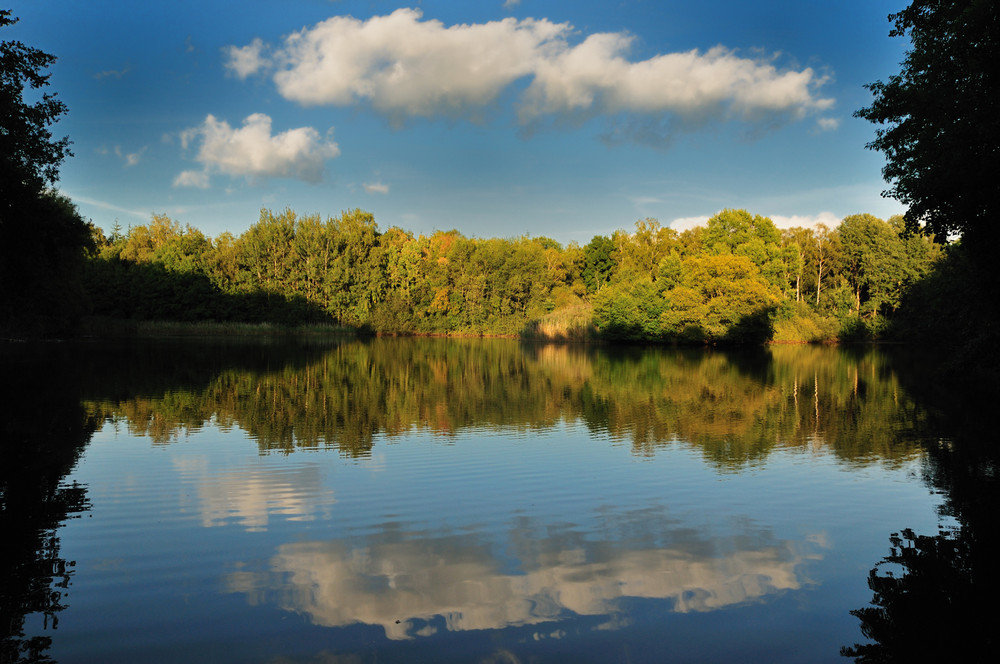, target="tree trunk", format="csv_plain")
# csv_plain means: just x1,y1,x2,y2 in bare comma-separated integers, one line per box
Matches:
816,262,823,305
